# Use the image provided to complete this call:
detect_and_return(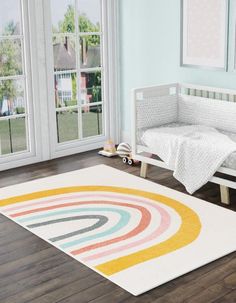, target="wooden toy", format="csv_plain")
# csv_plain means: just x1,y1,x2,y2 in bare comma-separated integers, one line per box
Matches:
98,140,117,157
